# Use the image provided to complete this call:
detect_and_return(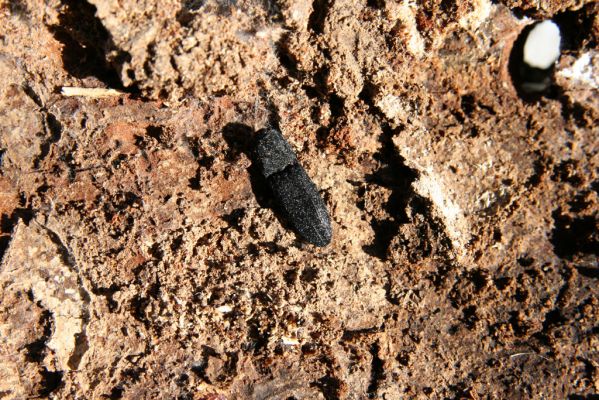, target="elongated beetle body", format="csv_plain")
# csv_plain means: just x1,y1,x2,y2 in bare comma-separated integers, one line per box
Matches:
254,128,332,247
